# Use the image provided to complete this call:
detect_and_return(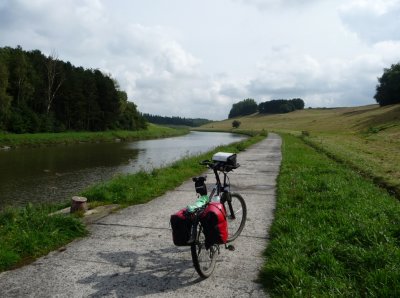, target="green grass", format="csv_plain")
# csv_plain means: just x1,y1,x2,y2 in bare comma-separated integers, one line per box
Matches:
81,133,266,206
0,133,265,272
261,134,400,297
199,104,400,199
0,204,86,272
302,132,400,197
0,123,188,148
